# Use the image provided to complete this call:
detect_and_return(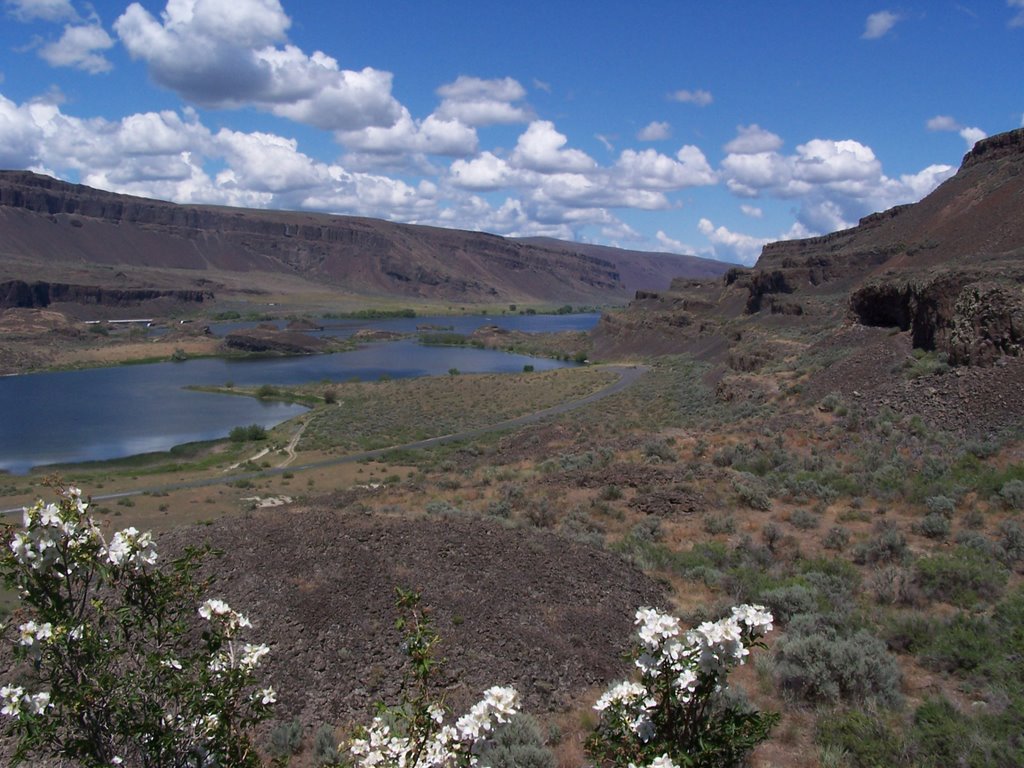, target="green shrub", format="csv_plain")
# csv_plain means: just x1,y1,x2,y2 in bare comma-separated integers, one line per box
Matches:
773,629,902,706
914,547,1009,607
759,584,819,624
919,613,995,675
816,709,907,768
853,526,907,565
822,526,850,551
703,513,736,535
269,719,303,757
909,698,995,768
924,495,956,516
915,512,951,540
487,499,512,518
782,479,839,507
256,384,278,399
790,508,820,530
599,484,623,501
998,520,1024,565
424,500,459,516
229,424,268,442
630,518,662,543
733,474,772,511
1000,479,1024,510
642,440,677,463
312,724,341,766
479,714,556,768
